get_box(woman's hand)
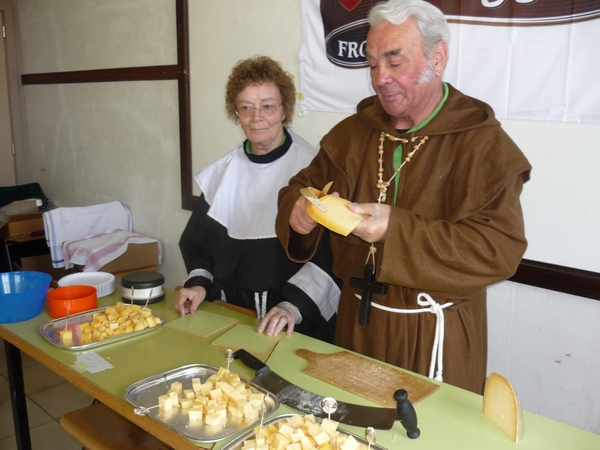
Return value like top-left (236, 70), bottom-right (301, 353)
top-left (175, 286), bottom-right (207, 316)
top-left (257, 302), bottom-right (301, 336)
top-left (348, 202), bottom-right (391, 243)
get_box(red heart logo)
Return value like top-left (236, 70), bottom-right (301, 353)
top-left (339, 0), bottom-right (361, 11)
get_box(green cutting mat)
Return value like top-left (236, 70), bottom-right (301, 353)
top-left (210, 323), bottom-right (285, 354)
top-left (164, 310), bottom-right (238, 338)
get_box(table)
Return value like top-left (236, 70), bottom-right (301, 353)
top-left (2, 287), bottom-right (600, 450)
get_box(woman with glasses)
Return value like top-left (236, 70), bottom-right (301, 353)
top-left (175, 56), bottom-right (340, 342)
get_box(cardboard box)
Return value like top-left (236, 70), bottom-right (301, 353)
top-left (15, 254), bottom-right (69, 282)
top-left (74, 242), bottom-right (159, 274)
top-left (2, 212), bottom-right (45, 238)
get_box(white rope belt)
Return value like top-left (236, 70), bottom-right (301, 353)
top-left (254, 291), bottom-right (267, 320)
top-left (368, 292), bottom-right (453, 382)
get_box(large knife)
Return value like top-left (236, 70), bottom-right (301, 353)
top-left (233, 349), bottom-right (419, 434)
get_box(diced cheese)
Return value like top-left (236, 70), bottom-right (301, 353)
top-left (229, 405), bottom-right (244, 418)
top-left (188, 407), bottom-right (203, 422)
top-left (339, 435), bottom-right (359, 450)
top-left (205, 411), bottom-right (222, 427)
top-left (289, 414), bottom-right (305, 429)
top-left (320, 418), bottom-right (338, 436)
top-left (59, 329), bottom-right (73, 344)
top-left (158, 394), bottom-right (172, 410)
top-left (180, 398), bottom-right (193, 409)
top-left (272, 433), bottom-right (290, 450)
top-left (482, 372), bottom-right (524, 442)
top-left (313, 431), bottom-right (330, 446)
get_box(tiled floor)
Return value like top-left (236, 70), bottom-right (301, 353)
top-left (0, 337), bottom-right (94, 450)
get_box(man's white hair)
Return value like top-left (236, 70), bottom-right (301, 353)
top-left (369, 0), bottom-right (449, 60)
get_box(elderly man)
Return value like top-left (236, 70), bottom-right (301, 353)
top-left (276, 0), bottom-right (531, 394)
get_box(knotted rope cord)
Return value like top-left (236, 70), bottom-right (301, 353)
top-left (254, 291), bottom-right (267, 320)
top-left (369, 292), bottom-right (453, 381)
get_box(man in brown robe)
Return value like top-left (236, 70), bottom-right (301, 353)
top-left (276, 0), bottom-right (532, 394)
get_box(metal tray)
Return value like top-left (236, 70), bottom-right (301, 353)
top-left (39, 306), bottom-right (164, 351)
top-left (222, 414), bottom-right (387, 450)
top-left (123, 364), bottom-right (279, 443)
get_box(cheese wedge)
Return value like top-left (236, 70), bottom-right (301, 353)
top-left (482, 372), bottom-right (524, 442)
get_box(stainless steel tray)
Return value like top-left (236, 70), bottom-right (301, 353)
top-left (39, 306), bottom-right (164, 351)
top-left (222, 414), bottom-right (387, 450)
top-left (124, 364), bottom-right (279, 443)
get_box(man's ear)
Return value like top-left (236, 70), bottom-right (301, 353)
top-left (433, 40), bottom-right (448, 77)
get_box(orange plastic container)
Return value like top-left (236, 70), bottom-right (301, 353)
top-left (46, 285), bottom-right (98, 318)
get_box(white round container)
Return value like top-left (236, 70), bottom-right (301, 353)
top-left (58, 272), bottom-right (115, 298)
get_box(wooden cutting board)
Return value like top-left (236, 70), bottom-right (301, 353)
top-left (296, 349), bottom-right (439, 407)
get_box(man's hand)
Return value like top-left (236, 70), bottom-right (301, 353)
top-left (289, 196), bottom-right (317, 235)
top-left (348, 202), bottom-right (391, 243)
top-left (175, 286), bottom-right (207, 316)
top-left (257, 302), bottom-right (301, 336)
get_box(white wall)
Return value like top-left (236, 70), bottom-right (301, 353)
top-left (14, 0), bottom-right (600, 434)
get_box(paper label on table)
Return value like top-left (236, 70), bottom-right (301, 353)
top-left (164, 310), bottom-right (238, 338)
top-left (75, 352), bottom-right (114, 373)
top-left (210, 323), bottom-right (285, 354)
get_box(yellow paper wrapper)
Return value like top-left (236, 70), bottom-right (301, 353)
top-left (301, 185), bottom-right (366, 236)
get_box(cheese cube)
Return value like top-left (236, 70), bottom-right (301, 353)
top-left (213, 404), bottom-right (227, 418)
top-left (245, 407), bottom-right (259, 420)
top-left (340, 435), bottom-right (359, 450)
top-left (300, 436), bottom-right (314, 450)
top-left (229, 405), bottom-right (244, 418)
top-left (188, 407), bottom-right (203, 423)
top-left (209, 387), bottom-right (223, 400)
top-left (205, 411), bottom-right (222, 427)
top-left (289, 414), bottom-right (305, 429)
top-left (158, 394), bottom-right (173, 410)
top-left (320, 418), bottom-right (338, 436)
top-left (313, 430), bottom-right (330, 446)
top-left (237, 399), bottom-right (254, 414)
top-left (249, 393), bottom-right (265, 406)
top-left (170, 381), bottom-right (182, 395)
top-left (59, 329), bottom-right (73, 344)
top-left (272, 433), bottom-right (290, 450)
top-left (180, 398), bottom-right (193, 409)
top-left (199, 382), bottom-right (212, 396)
top-left (306, 423), bottom-right (323, 438)
top-left (290, 428), bottom-right (306, 443)
top-left (278, 423), bottom-right (294, 438)
top-left (167, 390), bottom-right (179, 406)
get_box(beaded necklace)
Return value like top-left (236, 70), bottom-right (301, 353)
top-left (376, 131), bottom-right (428, 203)
top-left (365, 131), bottom-right (429, 268)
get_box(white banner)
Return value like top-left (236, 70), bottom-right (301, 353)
top-left (300, 0), bottom-right (600, 123)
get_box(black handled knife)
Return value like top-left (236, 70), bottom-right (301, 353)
top-left (234, 348), bottom-right (418, 433)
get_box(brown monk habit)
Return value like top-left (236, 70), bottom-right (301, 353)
top-left (276, 84), bottom-right (531, 394)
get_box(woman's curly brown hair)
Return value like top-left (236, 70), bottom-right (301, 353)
top-left (225, 56), bottom-right (296, 126)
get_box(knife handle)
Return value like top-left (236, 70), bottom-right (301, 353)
top-left (394, 389), bottom-right (420, 439)
top-left (232, 349), bottom-right (270, 376)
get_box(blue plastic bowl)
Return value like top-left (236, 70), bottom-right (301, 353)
top-left (0, 271), bottom-right (52, 323)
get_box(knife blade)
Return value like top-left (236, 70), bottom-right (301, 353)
top-left (233, 349), bottom-right (402, 430)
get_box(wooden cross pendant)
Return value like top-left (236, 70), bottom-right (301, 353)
top-left (349, 264), bottom-right (388, 326)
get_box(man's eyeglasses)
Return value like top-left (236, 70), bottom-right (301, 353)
top-left (236, 103), bottom-right (282, 118)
